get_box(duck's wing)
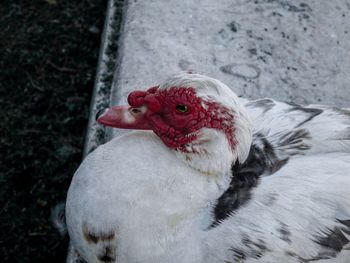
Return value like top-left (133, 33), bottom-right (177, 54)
top-left (214, 98), bottom-right (350, 225)
top-left (207, 153), bottom-right (350, 263)
top-left (242, 98), bottom-right (350, 158)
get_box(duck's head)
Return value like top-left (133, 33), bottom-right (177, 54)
top-left (98, 73), bottom-right (252, 175)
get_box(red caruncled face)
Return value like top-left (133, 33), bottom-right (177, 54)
top-left (127, 86), bottom-right (237, 152)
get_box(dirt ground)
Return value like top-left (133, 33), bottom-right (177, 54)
top-left (0, 1), bottom-right (111, 262)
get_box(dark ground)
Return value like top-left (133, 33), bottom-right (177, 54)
top-left (0, 1), bottom-right (115, 262)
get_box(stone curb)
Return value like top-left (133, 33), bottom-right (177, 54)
top-left (83, 0), bottom-right (124, 156)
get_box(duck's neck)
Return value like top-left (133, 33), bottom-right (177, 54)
top-left (119, 128), bottom-right (252, 262)
top-left (175, 128), bottom-right (251, 178)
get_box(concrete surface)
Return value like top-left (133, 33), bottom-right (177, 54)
top-left (87, 0), bottom-right (350, 149)
top-left (84, 0), bottom-right (123, 154)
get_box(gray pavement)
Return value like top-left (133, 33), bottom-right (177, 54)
top-left (86, 0), bottom-right (350, 152)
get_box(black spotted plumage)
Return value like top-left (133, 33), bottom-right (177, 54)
top-left (213, 131), bottom-right (290, 225)
top-left (64, 73), bottom-right (350, 263)
top-left (210, 97), bottom-right (350, 262)
top-left (314, 220), bottom-right (350, 256)
top-left (213, 135), bottom-right (282, 224)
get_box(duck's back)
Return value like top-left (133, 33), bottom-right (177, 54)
top-left (206, 152), bottom-right (350, 263)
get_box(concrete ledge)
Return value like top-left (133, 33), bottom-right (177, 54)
top-left (83, 0), bottom-right (124, 156)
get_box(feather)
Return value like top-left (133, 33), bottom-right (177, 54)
top-left (66, 73), bottom-right (350, 263)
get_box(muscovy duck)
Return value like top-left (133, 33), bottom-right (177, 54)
top-left (66, 73), bottom-right (350, 263)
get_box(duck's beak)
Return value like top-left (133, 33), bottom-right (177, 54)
top-left (96, 105), bottom-right (153, 130)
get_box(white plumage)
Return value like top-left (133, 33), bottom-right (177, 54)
top-left (66, 73), bottom-right (350, 263)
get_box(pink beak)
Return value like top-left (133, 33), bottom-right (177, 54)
top-left (97, 105), bottom-right (153, 130)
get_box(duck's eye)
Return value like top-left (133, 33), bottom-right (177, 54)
top-left (175, 104), bottom-right (188, 113)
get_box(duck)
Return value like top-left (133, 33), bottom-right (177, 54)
top-left (65, 72), bottom-right (350, 263)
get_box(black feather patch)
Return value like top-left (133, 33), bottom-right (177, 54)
top-left (246, 99), bottom-right (275, 113)
top-left (287, 105), bottom-right (323, 128)
top-left (277, 222), bottom-right (292, 244)
top-left (278, 129), bottom-right (311, 153)
top-left (314, 219), bottom-right (350, 253)
top-left (82, 223), bottom-right (117, 263)
top-left (212, 133), bottom-right (288, 225)
top-left (97, 245), bottom-right (116, 263)
top-left (288, 219), bottom-right (350, 262)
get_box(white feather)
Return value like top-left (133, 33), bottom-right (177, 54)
top-left (66, 73), bottom-right (350, 263)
